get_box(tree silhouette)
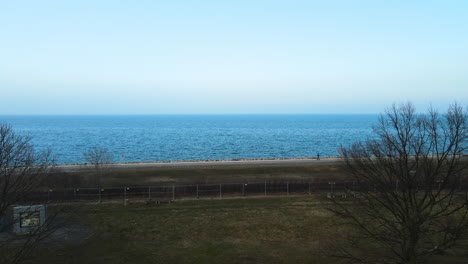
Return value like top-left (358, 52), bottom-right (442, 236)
top-left (328, 103), bottom-right (468, 264)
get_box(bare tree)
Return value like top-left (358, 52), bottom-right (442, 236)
top-left (83, 146), bottom-right (113, 187)
top-left (0, 124), bottom-right (54, 221)
top-left (0, 124), bottom-right (56, 263)
top-left (328, 103), bottom-right (468, 264)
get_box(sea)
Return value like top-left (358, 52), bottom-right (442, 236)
top-left (0, 115), bottom-right (378, 164)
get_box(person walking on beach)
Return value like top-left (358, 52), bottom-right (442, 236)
top-left (317, 152), bottom-right (320, 160)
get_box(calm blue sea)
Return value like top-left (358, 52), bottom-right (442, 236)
top-left (0, 115), bottom-right (377, 164)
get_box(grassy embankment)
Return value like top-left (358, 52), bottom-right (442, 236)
top-left (24, 197), bottom-right (336, 264)
top-left (53, 161), bottom-right (349, 188)
top-left (19, 196), bottom-right (468, 264)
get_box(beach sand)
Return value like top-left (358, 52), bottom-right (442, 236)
top-left (58, 157), bottom-right (342, 171)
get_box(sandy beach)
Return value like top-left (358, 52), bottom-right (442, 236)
top-left (57, 157), bottom-right (343, 172)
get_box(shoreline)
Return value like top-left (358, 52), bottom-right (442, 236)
top-left (57, 156), bottom-right (343, 171)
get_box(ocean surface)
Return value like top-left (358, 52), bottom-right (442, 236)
top-left (0, 115), bottom-right (378, 164)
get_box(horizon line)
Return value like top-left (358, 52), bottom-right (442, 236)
top-left (0, 112), bottom-right (382, 116)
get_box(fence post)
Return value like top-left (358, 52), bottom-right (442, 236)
top-left (219, 184), bottom-right (222, 198)
top-left (196, 184), bottom-right (199, 199)
top-left (264, 181), bottom-right (267, 196)
top-left (172, 185), bottom-right (175, 201)
top-left (148, 186), bottom-right (151, 199)
top-left (287, 182), bottom-right (289, 195)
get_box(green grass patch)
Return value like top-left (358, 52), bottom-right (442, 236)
top-left (16, 196), bottom-right (468, 264)
top-left (60, 163), bottom-right (349, 187)
top-left (28, 197), bottom-right (337, 264)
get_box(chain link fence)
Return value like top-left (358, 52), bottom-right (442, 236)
top-left (24, 179), bottom-right (468, 204)
top-left (29, 181), bottom-right (355, 203)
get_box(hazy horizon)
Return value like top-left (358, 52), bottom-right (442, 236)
top-left (1, 1), bottom-right (467, 115)
top-left (0, 113), bottom-right (381, 116)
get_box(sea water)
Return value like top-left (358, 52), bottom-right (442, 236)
top-left (0, 115), bottom-right (377, 164)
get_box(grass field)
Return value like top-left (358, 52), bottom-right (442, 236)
top-left (25, 197), bottom-right (337, 264)
top-left (24, 159), bottom-right (468, 263)
top-left (53, 161), bottom-right (349, 188)
top-left (14, 196), bottom-right (468, 264)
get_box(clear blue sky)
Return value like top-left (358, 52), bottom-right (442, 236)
top-left (1, 0), bottom-right (467, 114)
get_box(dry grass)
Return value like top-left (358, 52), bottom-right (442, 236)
top-left (26, 197), bottom-right (338, 264)
top-left (9, 196), bottom-right (468, 264)
top-left (50, 161), bottom-right (350, 188)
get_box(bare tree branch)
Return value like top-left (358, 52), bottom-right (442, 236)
top-left (327, 103), bottom-right (468, 264)
top-left (83, 146), bottom-right (113, 188)
top-left (0, 123), bottom-right (59, 264)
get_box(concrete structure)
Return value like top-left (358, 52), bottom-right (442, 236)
top-left (13, 205), bottom-right (47, 234)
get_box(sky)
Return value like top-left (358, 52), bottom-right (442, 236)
top-left (1, 0), bottom-right (467, 114)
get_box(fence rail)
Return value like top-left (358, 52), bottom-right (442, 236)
top-left (26, 180), bottom-right (468, 203)
top-left (27, 181), bottom-right (356, 203)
